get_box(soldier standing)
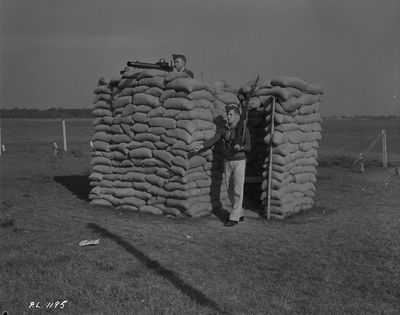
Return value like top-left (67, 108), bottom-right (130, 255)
top-left (193, 106), bottom-right (251, 227)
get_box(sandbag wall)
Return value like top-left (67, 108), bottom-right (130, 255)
top-left (89, 70), bottom-right (238, 217)
top-left (252, 76), bottom-right (323, 219)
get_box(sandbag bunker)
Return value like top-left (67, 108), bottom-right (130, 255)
top-left (89, 69), bottom-right (323, 219)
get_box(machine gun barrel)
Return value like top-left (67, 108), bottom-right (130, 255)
top-left (120, 59), bottom-right (174, 74)
top-left (127, 61), bottom-right (171, 70)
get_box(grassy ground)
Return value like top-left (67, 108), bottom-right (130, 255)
top-left (1, 119), bottom-right (400, 314)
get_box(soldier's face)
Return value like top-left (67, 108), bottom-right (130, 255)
top-left (227, 110), bottom-right (239, 126)
top-left (174, 58), bottom-right (185, 71)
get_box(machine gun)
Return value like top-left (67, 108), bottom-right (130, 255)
top-left (120, 58), bottom-right (174, 75)
top-left (235, 75), bottom-right (260, 146)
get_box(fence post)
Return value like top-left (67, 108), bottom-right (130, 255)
top-left (381, 129), bottom-right (387, 168)
top-left (62, 120), bottom-right (67, 151)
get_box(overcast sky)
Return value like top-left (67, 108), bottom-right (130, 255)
top-left (1, 0), bottom-right (399, 115)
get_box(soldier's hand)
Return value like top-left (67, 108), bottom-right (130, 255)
top-left (234, 144), bottom-right (242, 151)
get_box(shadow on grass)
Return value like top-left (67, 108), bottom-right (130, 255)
top-left (87, 223), bottom-right (227, 314)
top-left (279, 206), bottom-right (338, 225)
top-left (53, 175), bottom-right (91, 201)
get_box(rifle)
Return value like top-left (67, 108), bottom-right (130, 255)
top-left (236, 75), bottom-right (260, 146)
top-left (120, 58), bottom-right (174, 75)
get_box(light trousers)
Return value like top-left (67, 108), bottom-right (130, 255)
top-left (224, 159), bottom-right (246, 222)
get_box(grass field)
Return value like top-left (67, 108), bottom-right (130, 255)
top-left (319, 119), bottom-right (400, 164)
top-left (1, 119), bottom-right (400, 314)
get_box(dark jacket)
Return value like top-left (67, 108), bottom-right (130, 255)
top-left (203, 125), bottom-right (251, 161)
top-left (183, 69), bottom-right (194, 78)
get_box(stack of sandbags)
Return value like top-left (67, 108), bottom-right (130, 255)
top-left (108, 69), bottom-right (169, 214)
top-left (160, 73), bottom-right (224, 217)
top-left (89, 70), bottom-right (232, 217)
top-left (89, 77), bottom-right (117, 207)
top-left (256, 76), bottom-right (323, 218)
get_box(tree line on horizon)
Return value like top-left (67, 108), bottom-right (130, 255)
top-left (0, 108), bottom-right (92, 119)
top-left (0, 107), bottom-right (398, 120)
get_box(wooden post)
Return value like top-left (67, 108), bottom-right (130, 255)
top-left (381, 129), bottom-right (387, 168)
top-left (62, 120), bottom-right (67, 151)
top-left (53, 142), bottom-right (59, 159)
top-left (0, 121), bottom-right (2, 156)
top-left (267, 96), bottom-right (276, 220)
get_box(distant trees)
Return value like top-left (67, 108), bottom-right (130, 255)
top-left (322, 115), bottom-right (399, 120)
top-left (0, 108), bottom-right (92, 119)
top-left (1, 108), bottom-right (398, 120)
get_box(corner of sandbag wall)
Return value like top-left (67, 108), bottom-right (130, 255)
top-left (88, 70), bottom-right (238, 217)
top-left (243, 76), bottom-right (323, 219)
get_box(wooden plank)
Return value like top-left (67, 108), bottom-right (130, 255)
top-left (267, 96), bottom-right (276, 220)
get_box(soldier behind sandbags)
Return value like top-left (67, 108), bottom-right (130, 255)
top-left (172, 54), bottom-right (194, 78)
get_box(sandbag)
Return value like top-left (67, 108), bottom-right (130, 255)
top-left (145, 174), bottom-right (165, 188)
top-left (148, 106), bottom-right (166, 117)
top-left (120, 87), bottom-right (135, 97)
top-left (160, 89), bottom-right (177, 102)
top-left (93, 100), bottom-right (111, 109)
top-left (166, 77), bottom-right (204, 93)
top-left (131, 123), bottom-right (149, 133)
top-left (153, 150), bottom-right (173, 166)
top-left (90, 199), bottom-right (113, 207)
top-left (137, 69), bottom-right (168, 79)
top-left (148, 127), bottom-right (166, 136)
top-left (135, 133), bottom-right (160, 143)
top-left (164, 181), bottom-right (197, 192)
top-left (93, 141), bottom-right (110, 152)
top-left (188, 90), bottom-right (213, 101)
top-left (146, 87), bottom-right (164, 97)
top-left (89, 172), bottom-right (103, 181)
top-left (175, 108), bottom-right (213, 121)
top-left (138, 77), bottom-right (165, 89)
top-left (280, 94), bottom-right (321, 112)
top-left (160, 135), bottom-right (177, 146)
top-left (256, 86), bottom-right (302, 101)
top-left (154, 141), bottom-right (169, 150)
top-left (135, 105), bottom-right (152, 113)
top-left (149, 117), bottom-right (176, 129)
top-left (93, 86), bottom-right (111, 95)
top-left (164, 97), bottom-right (195, 110)
top-left (271, 76), bottom-right (310, 92)
top-left (128, 148), bottom-right (152, 159)
top-left (138, 205), bottom-right (163, 215)
top-left (132, 112), bottom-right (150, 124)
top-left (92, 132), bottom-right (112, 143)
top-left (162, 109), bottom-right (181, 118)
top-left (166, 128), bottom-right (193, 145)
top-left (92, 108), bottom-right (112, 117)
top-left (113, 96), bottom-right (132, 109)
top-left (121, 104), bottom-right (136, 117)
top-left (118, 78), bottom-right (138, 89)
top-left (132, 181), bottom-right (152, 191)
top-left (133, 93), bottom-right (160, 108)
